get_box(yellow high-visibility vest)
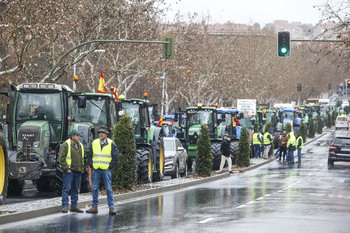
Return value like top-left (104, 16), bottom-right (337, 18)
top-left (295, 136), bottom-right (304, 149)
top-left (92, 138), bottom-right (113, 170)
top-left (253, 133), bottom-right (261, 145)
top-left (65, 139), bottom-right (84, 168)
top-left (263, 132), bottom-right (272, 145)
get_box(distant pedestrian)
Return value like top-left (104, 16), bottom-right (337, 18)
top-left (286, 132), bottom-right (296, 163)
top-left (219, 135), bottom-right (233, 173)
top-left (253, 130), bottom-right (262, 158)
top-left (295, 132), bottom-right (304, 163)
top-left (278, 131), bottom-right (288, 161)
top-left (232, 116), bottom-right (239, 138)
top-left (263, 128), bottom-right (273, 159)
top-left (86, 125), bottom-right (119, 215)
top-left (58, 129), bottom-right (85, 213)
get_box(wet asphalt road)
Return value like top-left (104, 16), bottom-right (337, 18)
top-left (1, 130), bottom-right (350, 233)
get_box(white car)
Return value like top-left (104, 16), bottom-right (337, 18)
top-left (335, 116), bottom-right (349, 130)
top-left (164, 138), bottom-right (188, 178)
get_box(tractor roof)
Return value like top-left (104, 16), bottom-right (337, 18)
top-left (16, 83), bottom-right (73, 92)
top-left (187, 106), bottom-right (216, 111)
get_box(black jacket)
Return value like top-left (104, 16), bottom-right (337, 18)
top-left (88, 138), bottom-right (120, 170)
top-left (221, 139), bottom-right (231, 157)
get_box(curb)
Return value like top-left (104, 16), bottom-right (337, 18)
top-left (0, 173), bottom-right (230, 225)
top-left (0, 131), bottom-right (329, 225)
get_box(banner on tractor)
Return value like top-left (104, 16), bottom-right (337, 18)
top-left (237, 99), bottom-right (256, 116)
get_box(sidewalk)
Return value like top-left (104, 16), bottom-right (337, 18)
top-left (0, 131), bottom-right (328, 225)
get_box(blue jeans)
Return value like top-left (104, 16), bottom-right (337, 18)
top-left (297, 148), bottom-right (302, 162)
top-left (62, 171), bottom-right (82, 208)
top-left (254, 145), bottom-right (261, 158)
top-left (287, 148), bottom-right (295, 163)
top-left (92, 169), bottom-right (114, 208)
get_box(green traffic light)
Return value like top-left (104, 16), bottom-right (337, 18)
top-left (281, 48), bottom-right (287, 54)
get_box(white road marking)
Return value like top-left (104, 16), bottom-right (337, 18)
top-left (199, 218), bottom-right (214, 223)
top-left (257, 197), bottom-right (264, 200)
top-left (236, 205), bottom-right (246, 208)
top-left (247, 201), bottom-right (256, 204)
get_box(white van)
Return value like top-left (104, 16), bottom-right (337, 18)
top-left (335, 116), bottom-right (349, 130)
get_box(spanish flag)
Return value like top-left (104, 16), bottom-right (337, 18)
top-left (158, 115), bottom-right (164, 126)
top-left (97, 72), bottom-right (108, 94)
top-left (113, 86), bottom-right (119, 101)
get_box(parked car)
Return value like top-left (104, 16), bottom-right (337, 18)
top-left (335, 116), bottom-right (349, 130)
top-left (164, 137), bottom-right (188, 178)
top-left (328, 131), bottom-right (350, 166)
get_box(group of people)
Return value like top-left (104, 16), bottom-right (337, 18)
top-left (253, 129), bottom-right (304, 163)
top-left (58, 125), bottom-right (119, 215)
top-left (275, 131), bottom-right (304, 163)
top-left (252, 128), bottom-right (274, 159)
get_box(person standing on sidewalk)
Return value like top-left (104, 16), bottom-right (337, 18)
top-left (86, 125), bottom-right (119, 215)
top-left (263, 128), bottom-right (273, 159)
top-left (295, 132), bottom-right (304, 163)
top-left (253, 129), bottom-right (262, 158)
top-left (278, 131), bottom-right (288, 161)
top-left (58, 129), bottom-right (85, 213)
top-left (219, 135), bottom-right (233, 174)
top-left (286, 132), bottom-right (296, 163)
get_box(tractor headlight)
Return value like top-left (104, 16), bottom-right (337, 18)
top-left (33, 141), bottom-right (40, 148)
top-left (17, 141), bottom-right (23, 148)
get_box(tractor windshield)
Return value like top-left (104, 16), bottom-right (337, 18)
top-left (16, 92), bottom-right (63, 142)
top-left (284, 111), bottom-right (294, 120)
top-left (16, 92), bottom-right (62, 121)
top-left (188, 110), bottom-right (213, 127)
top-left (122, 102), bottom-right (140, 127)
top-left (74, 98), bottom-right (107, 126)
top-left (239, 118), bottom-right (252, 129)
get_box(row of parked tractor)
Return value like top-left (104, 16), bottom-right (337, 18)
top-left (0, 82), bottom-right (335, 205)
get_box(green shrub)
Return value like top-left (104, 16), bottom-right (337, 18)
top-left (286, 122), bottom-right (292, 134)
top-left (236, 127), bottom-right (250, 167)
top-left (327, 112), bottom-right (332, 128)
top-left (195, 124), bottom-right (213, 177)
top-left (299, 121), bottom-right (307, 143)
top-left (317, 115), bottom-right (323, 134)
top-left (308, 118), bottom-right (315, 138)
top-left (112, 114), bottom-right (137, 190)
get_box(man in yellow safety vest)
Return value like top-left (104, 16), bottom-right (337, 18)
top-left (253, 129), bottom-right (262, 158)
top-left (295, 132), bottom-right (304, 163)
top-left (58, 129), bottom-right (85, 213)
top-left (286, 132), bottom-right (296, 163)
top-left (86, 125), bottom-right (119, 215)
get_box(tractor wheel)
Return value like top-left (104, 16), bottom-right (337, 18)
top-left (0, 134), bottom-right (8, 205)
top-left (137, 147), bottom-right (153, 183)
top-left (55, 166), bottom-right (63, 196)
top-left (7, 179), bottom-right (24, 196)
top-left (80, 170), bottom-right (91, 193)
top-left (230, 141), bottom-right (239, 165)
top-left (153, 137), bottom-right (165, 182)
top-left (36, 177), bottom-right (55, 192)
top-left (273, 132), bottom-right (281, 149)
top-left (212, 142), bottom-right (222, 171)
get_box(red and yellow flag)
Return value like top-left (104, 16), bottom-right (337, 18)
top-left (158, 115), bottom-right (164, 126)
top-left (97, 72), bottom-right (108, 94)
top-left (113, 86), bottom-right (119, 101)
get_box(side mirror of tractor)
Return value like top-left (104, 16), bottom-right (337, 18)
top-left (78, 96), bottom-right (87, 108)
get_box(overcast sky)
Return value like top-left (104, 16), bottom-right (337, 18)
top-left (163, 0), bottom-right (343, 26)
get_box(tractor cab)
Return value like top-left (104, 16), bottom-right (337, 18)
top-left (0, 83), bottom-right (73, 196)
top-left (70, 93), bottom-right (116, 147)
top-left (217, 108), bottom-right (240, 139)
top-left (283, 108), bottom-right (295, 130)
top-left (116, 95), bottom-right (164, 183)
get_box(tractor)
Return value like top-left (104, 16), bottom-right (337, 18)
top-left (184, 104), bottom-right (235, 171)
top-left (0, 83), bottom-right (90, 204)
top-left (116, 94), bottom-right (164, 183)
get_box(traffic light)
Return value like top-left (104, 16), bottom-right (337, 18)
top-left (328, 83), bottom-right (331, 90)
top-left (297, 83), bottom-right (302, 92)
top-left (347, 80), bottom-right (350, 89)
top-left (278, 31), bottom-right (290, 57)
top-left (162, 35), bottom-right (175, 59)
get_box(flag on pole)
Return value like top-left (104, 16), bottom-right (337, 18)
top-left (113, 86), bottom-right (119, 101)
top-left (97, 72), bottom-right (108, 94)
top-left (158, 115), bottom-right (164, 126)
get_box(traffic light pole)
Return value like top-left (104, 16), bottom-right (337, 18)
top-left (47, 39), bottom-right (171, 82)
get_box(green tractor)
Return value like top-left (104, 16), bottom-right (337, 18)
top-left (0, 83), bottom-right (91, 203)
top-left (185, 104), bottom-right (228, 171)
top-left (116, 95), bottom-right (164, 183)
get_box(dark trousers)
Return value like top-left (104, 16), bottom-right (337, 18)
top-left (62, 171), bottom-right (82, 208)
top-left (278, 146), bottom-right (286, 160)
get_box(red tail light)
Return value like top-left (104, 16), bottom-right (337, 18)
top-left (329, 145), bottom-right (338, 151)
